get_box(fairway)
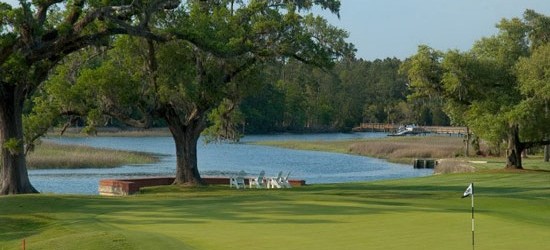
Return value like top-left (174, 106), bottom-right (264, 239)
top-left (1, 171), bottom-right (549, 250)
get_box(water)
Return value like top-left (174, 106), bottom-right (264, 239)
top-left (29, 132), bottom-right (432, 194)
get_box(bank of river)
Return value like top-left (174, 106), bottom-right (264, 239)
top-left (27, 141), bottom-right (160, 169)
top-left (31, 133), bottom-right (433, 194)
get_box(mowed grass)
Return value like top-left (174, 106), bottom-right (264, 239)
top-left (26, 141), bottom-right (160, 169)
top-left (1, 171), bottom-right (549, 250)
top-left (3, 135), bottom-right (549, 249)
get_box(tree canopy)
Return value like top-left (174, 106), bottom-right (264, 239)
top-left (1, 0), bottom-right (181, 194)
top-left (401, 9), bottom-right (550, 168)
top-left (27, 0), bottom-right (355, 186)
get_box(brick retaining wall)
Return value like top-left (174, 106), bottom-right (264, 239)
top-left (99, 177), bottom-right (306, 196)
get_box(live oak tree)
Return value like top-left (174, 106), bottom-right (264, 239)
top-left (402, 10), bottom-right (549, 168)
top-left (34, 0), bottom-right (354, 185)
top-left (515, 43), bottom-right (550, 162)
top-left (0, 0), bottom-right (179, 195)
top-left (160, 0), bottom-right (353, 185)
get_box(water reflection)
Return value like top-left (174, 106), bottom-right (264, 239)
top-left (30, 133), bottom-right (432, 194)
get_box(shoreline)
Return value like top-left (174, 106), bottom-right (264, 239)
top-left (252, 135), bottom-right (465, 164)
top-left (252, 136), bottom-right (550, 172)
top-left (29, 133), bottom-right (549, 172)
top-left (27, 141), bottom-right (161, 169)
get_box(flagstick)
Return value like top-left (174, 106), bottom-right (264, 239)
top-left (471, 183), bottom-right (475, 250)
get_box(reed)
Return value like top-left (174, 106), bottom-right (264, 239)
top-left (47, 127), bottom-right (172, 137)
top-left (349, 136), bottom-right (464, 162)
top-left (256, 135), bottom-right (465, 163)
top-left (26, 141), bottom-right (160, 169)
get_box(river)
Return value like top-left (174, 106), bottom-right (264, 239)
top-left (30, 132), bottom-right (432, 194)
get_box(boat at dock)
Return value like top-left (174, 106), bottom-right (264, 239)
top-left (388, 125), bottom-right (427, 136)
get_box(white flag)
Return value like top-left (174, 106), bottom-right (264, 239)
top-left (462, 183), bottom-right (473, 198)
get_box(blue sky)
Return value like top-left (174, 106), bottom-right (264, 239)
top-left (321, 0), bottom-right (550, 60)
top-left (4, 0), bottom-right (549, 60)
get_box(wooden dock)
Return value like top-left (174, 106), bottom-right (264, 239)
top-left (421, 126), bottom-right (468, 135)
top-left (413, 159), bottom-right (436, 169)
top-left (353, 123), bottom-right (467, 136)
top-left (352, 123), bottom-right (398, 132)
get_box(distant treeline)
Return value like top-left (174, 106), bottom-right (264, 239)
top-left (65, 57), bottom-right (448, 135)
top-left (238, 57), bottom-right (449, 134)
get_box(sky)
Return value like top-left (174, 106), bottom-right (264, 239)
top-left (4, 0), bottom-right (549, 60)
top-left (320, 0), bottom-right (550, 60)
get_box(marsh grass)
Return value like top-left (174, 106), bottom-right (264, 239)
top-left (26, 141), bottom-right (160, 169)
top-left (48, 127), bottom-right (171, 137)
top-left (349, 136), bottom-right (464, 161)
top-left (256, 135), bottom-right (465, 163)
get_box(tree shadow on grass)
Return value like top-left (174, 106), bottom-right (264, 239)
top-left (64, 193), bottom-right (447, 227)
top-left (2, 175), bottom-right (549, 243)
top-left (1, 192), bottom-right (418, 227)
top-left (0, 216), bottom-right (50, 241)
top-left (14, 183), bottom-right (546, 217)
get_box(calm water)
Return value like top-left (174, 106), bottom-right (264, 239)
top-left (30, 133), bottom-right (432, 194)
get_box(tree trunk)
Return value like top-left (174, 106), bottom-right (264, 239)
top-left (505, 124), bottom-right (524, 169)
top-left (165, 108), bottom-right (206, 186)
top-left (0, 85), bottom-right (39, 194)
top-left (545, 145), bottom-right (549, 162)
top-left (464, 126), bottom-right (470, 157)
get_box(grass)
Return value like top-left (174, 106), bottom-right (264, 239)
top-left (254, 135), bottom-right (550, 171)
top-left (349, 136), bottom-right (464, 159)
top-left (254, 135), bottom-right (465, 163)
top-left (26, 141), bottom-right (160, 169)
top-left (47, 127), bottom-right (172, 137)
top-left (0, 171), bottom-right (549, 250)
top-left (1, 134), bottom-right (548, 249)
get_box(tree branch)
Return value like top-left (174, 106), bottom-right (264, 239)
top-left (524, 140), bottom-right (550, 149)
top-left (0, 42), bottom-right (15, 65)
top-left (65, 0), bottom-right (86, 27)
top-left (171, 32), bottom-right (251, 59)
top-left (35, 0), bottom-right (64, 27)
top-left (60, 116), bottom-right (80, 135)
top-left (102, 107), bottom-right (153, 129)
top-left (224, 56), bottom-right (257, 83)
top-left (29, 25), bottom-right (166, 64)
